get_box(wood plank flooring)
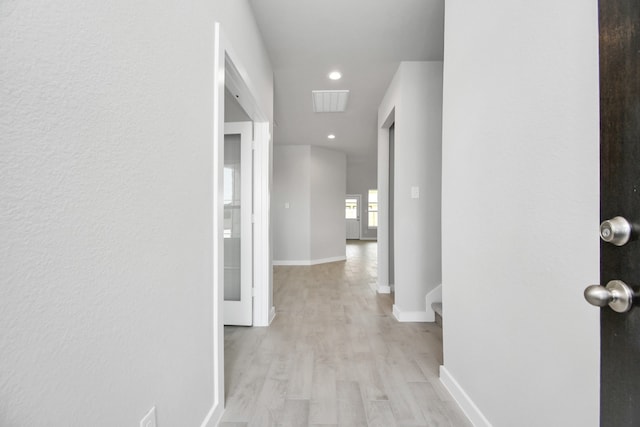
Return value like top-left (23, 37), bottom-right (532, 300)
top-left (221, 241), bottom-right (471, 427)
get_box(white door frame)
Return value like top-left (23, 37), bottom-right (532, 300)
top-left (376, 108), bottom-right (395, 295)
top-left (205, 22), bottom-right (272, 426)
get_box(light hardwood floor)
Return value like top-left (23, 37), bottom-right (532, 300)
top-left (221, 241), bottom-right (471, 427)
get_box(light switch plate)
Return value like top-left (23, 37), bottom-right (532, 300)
top-left (140, 406), bottom-right (157, 427)
top-left (411, 186), bottom-right (420, 199)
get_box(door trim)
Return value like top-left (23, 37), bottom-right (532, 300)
top-left (376, 107), bottom-right (395, 295)
top-left (205, 21), bottom-right (272, 427)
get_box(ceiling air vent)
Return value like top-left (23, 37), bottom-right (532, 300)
top-left (312, 90), bottom-right (349, 113)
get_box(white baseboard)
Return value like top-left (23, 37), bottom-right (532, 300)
top-left (424, 284), bottom-right (442, 322)
top-left (359, 237), bottom-right (377, 241)
top-left (392, 304), bottom-right (431, 322)
top-left (310, 256), bottom-right (346, 265)
top-left (273, 260), bottom-right (305, 266)
top-left (377, 283), bottom-right (391, 294)
top-left (269, 306), bottom-right (276, 325)
top-left (439, 366), bottom-right (492, 427)
top-left (200, 403), bottom-right (223, 427)
top-left (273, 256), bottom-right (346, 266)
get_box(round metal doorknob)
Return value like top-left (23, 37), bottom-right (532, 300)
top-left (584, 280), bottom-right (634, 313)
top-left (600, 216), bottom-right (632, 246)
top-left (584, 285), bottom-right (612, 307)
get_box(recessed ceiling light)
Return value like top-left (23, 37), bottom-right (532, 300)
top-left (327, 134), bottom-right (336, 140)
top-left (328, 71), bottom-right (342, 80)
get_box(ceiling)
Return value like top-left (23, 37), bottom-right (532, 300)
top-left (248, 0), bottom-right (445, 164)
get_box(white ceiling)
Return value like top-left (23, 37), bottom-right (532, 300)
top-left (249, 0), bottom-right (445, 164)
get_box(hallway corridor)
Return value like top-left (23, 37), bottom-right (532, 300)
top-left (221, 241), bottom-right (470, 426)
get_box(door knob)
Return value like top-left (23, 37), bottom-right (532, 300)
top-left (600, 216), bottom-right (632, 246)
top-left (584, 280), bottom-right (635, 313)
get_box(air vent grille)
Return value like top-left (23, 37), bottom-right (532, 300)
top-left (312, 90), bottom-right (349, 113)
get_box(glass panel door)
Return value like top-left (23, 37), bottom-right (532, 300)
top-left (345, 197), bottom-right (359, 219)
top-left (346, 195), bottom-right (361, 240)
top-left (224, 134), bottom-right (242, 301)
top-left (223, 122), bottom-right (253, 326)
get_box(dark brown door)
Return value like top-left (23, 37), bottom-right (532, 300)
top-left (599, 1), bottom-right (640, 425)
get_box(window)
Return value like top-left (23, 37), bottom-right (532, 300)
top-left (368, 189), bottom-right (378, 228)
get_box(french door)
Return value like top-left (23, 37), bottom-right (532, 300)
top-left (346, 195), bottom-right (361, 239)
top-left (223, 122), bottom-right (253, 326)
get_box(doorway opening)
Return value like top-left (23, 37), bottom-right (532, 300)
top-left (375, 108), bottom-right (395, 297)
top-left (208, 22), bottom-right (272, 425)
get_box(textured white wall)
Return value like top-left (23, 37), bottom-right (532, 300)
top-left (378, 62), bottom-right (443, 316)
top-left (441, 1), bottom-right (600, 426)
top-left (347, 160), bottom-right (378, 240)
top-left (0, 1), bottom-right (272, 426)
top-left (225, 88), bottom-right (252, 122)
top-left (273, 146), bottom-right (346, 264)
top-left (310, 147), bottom-right (347, 261)
top-left (273, 146), bottom-right (312, 262)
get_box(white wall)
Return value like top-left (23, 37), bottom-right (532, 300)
top-left (273, 146), bottom-right (312, 262)
top-left (0, 1), bottom-right (272, 426)
top-left (311, 147), bottom-right (347, 261)
top-left (225, 88), bottom-right (252, 122)
top-left (378, 62), bottom-right (443, 321)
top-left (440, 1), bottom-right (600, 426)
top-left (273, 145), bottom-right (346, 265)
top-left (347, 160), bottom-right (378, 240)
